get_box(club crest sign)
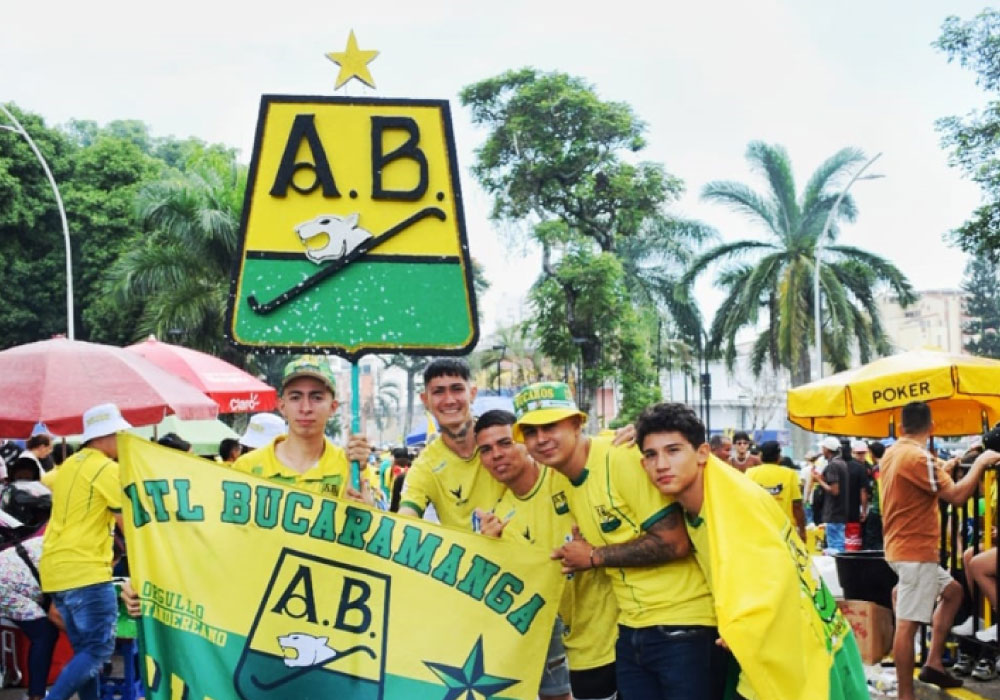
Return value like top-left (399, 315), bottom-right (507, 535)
top-left (226, 96), bottom-right (479, 357)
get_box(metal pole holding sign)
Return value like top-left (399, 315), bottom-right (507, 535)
top-left (350, 362), bottom-right (362, 491)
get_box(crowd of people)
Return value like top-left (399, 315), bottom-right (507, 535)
top-left (3, 355), bottom-right (1000, 700)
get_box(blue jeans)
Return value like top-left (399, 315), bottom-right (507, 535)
top-left (615, 624), bottom-right (726, 700)
top-left (15, 616), bottom-right (59, 697)
top-left (46, 582), bottom-right (117, 700)
top-left (825, 522), bottom-right (846, 553)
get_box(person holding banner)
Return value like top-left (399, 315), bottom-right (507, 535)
top-left (633, 402), bottom-right (868, 700)
top-left (513, 382), bottom-right (721, 700)
top-left (232, 357), bottom-right (373, 503)
top-left (39, 402), bottom-right (130, 700)
top-left (473, 409), bottom-right (619, 700)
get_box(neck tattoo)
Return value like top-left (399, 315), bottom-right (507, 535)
top-left (441, 419), bottom-right (474, 441)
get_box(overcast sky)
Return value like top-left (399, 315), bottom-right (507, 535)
top-left (2, 0), bottom-right (991, 343)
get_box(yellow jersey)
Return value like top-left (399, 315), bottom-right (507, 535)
top-left (745, 463), bottom-right (802, 526)
top-left (399, 437), bottom-right (504, 531)
top-left (39, 447), bottom-right (121, 592)
top-left (231, 436), bottom-right (350, 498)
top-left (560, 438), bottom-right (715, 628)
top-left (492, 465), bottom-right (617, 670)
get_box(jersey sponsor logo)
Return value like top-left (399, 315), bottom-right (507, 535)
top-left (764, 484), bottom-right (783, 496)
top-left (449, 484), bottom-right (468, 506)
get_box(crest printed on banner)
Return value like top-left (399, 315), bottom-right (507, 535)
top-left (234, 549), bottom-right (389, 699)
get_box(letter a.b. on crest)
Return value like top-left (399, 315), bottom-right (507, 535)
top-left (226, 96), bottom-right (479, 359)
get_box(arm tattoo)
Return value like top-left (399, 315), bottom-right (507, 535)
top-left (597, 510), bottom-right (686, 567)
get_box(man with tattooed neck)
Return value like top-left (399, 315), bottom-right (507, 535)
top-left (515, 382), bottom-right (721, 700)
top-left (397, 359), bottom-right (506, 530)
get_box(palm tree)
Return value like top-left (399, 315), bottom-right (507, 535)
top-left (471, 322), bottom-right (557, 392)
top-left (364, 379), bottom-right (401, 443)
top-left (683, 142), bottom-right (915, 387)
top-left (105, 153), bottom-right (246, 358)
top-left (615, 213), bottom-right (715, 344)
top-left (384, 355), bottom-right (430, 436)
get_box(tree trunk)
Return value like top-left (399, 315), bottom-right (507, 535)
top-left (580, 341), bottom-right (601, 434)
top-left (789, 349), bottom-right (813, 461)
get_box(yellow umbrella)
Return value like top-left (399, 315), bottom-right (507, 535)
top-left (787, 349), bottom-right (1000, 437)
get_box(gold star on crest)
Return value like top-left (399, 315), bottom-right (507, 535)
top-left (326, 30), bottom-right (379, 90)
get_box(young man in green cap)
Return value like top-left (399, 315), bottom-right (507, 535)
top-left (513, 382), bottom-right (721, 700)
top-left (232, 356), bottom-right (373, 503)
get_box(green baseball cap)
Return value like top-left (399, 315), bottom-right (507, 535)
top-left (281, 356), bottom-right (337, 396)
top-left (512, 381), bottom-right (587, 442)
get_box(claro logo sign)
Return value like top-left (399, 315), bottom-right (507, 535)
top-left (229, 393), bottom-right (261, 412)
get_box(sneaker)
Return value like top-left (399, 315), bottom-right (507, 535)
top-left (972, 658), bottom-right (998, 681)
top-left (954, 651), bottom-right (975, 675)
top-left (918, 665), bottom-right (964, 689)
top-left (952, 617), bottom-right (976, 636)
top-left (976, 624), bottom-right (998, 642)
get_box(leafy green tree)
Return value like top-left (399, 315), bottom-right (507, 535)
top-left (962, 257), bottom-right (1000, 358)
top-left (461, 68), bottom-right (702, 419)
top-left (0, 104), bottom-right (77, 347)
top-left (104, 147), bottom-right (246, 356)
top-left (683, 142), bottom-right (915, 387)
top-left (935, 10), bottom-right (1000, 261)
top-left (529, 247), bottom-right (638, 415)
top-left (66, 134), bottom-right (162, 344)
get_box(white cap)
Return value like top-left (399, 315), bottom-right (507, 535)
top-left (851, 440), bottom-right (869, 453)
top-left (81, 403), bottom-right (132, 443)
top-left (821, 436), bottom-right (842, 452)
top-left (240, 413), bottom-right (286, 449)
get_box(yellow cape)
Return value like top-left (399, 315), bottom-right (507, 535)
top-left (702, 455), bottom-right (867, 700)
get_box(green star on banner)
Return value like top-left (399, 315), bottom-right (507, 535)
top-left (424, 636), bottom-right (519, 700)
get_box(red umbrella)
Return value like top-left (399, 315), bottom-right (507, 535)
top-left (0, 337), bottom-right (219, 438)
top-left (126, 336), bottom-right (276, 414)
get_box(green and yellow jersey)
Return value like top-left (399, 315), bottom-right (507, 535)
top-left (491, 465), bottom-right (617, 670)
top-left (560, 437), bottom-right (715, 628)
top-left (231, 436), bottom-right (350, 498)
top-left (399, 437), bottom-right (505, 531)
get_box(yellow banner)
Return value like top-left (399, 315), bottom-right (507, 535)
top-left (119, 435), bottom-right (563, 700)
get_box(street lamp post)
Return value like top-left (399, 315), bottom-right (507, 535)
top-left (0, 104), bottom-right (74, 339)
top-left (490, 344), bottom-right (507, 392)
top-left (813, 152), bottom-right (883, 382)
